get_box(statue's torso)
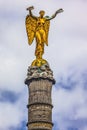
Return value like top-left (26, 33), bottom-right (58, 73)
top-left (36, 17), bottom-right (46, 30)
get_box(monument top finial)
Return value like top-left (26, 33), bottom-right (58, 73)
top-left (25, 6), bottom-right (64, 67)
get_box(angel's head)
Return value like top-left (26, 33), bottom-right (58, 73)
top-left (39, 10), bottom-right (45, 17)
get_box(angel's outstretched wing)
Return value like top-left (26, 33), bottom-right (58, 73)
top-left (44, 19), bottom-right (50, 46)
top-left (25, 15), bottom-right (37, 45)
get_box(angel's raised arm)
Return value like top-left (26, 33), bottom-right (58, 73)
top-left (46, 8), bottom-right (64, 21)
top-left (26, 6), bottom-right (37, 20)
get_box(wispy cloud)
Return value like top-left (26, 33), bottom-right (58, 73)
top-left (0, 0), bottom-right (87, 130)
top-left (52, 69), bottom-right (87, 130)
top-left (0, 90), bottom-right (20, 103)
top-left (0, 89), bottom-right (27, 130)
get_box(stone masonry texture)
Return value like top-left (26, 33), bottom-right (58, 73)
top-left (25, 63), bottom-right (55, 130)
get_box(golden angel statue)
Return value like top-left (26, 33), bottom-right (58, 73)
top-left (25, 6), bottom-right (63, 67)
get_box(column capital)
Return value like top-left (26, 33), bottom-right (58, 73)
top-left (25, 63), bottom-right (55, 85)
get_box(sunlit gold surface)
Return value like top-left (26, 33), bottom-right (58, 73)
top-left (31, 58), bottom-right (47, 67)
top-left (25, 14), bottom-right (49, 66)
top-left (25, 6), bottom-right (63, 67)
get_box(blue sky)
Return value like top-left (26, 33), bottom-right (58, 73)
top-left (0, 0), bottom-right (87, 130)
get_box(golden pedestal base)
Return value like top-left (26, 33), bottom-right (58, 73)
top-left (31, 58), bottom-right (48, 67)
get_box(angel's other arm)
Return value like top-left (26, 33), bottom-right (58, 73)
top-left (46, 8), bottom-right (64, 21)
top-left (26, 6), bottom-right (37, 20)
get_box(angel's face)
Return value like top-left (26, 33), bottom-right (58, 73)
top-left (39, 10), bottom-right (45, 18)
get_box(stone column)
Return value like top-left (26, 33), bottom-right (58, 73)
top-left (25, 63), bottom-right (55, 130)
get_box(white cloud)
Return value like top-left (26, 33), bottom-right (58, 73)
top-left (0, 102), bottom-right (24, 130)
top-left (0, 103), bottom-right (22, 129)
top-left (0, 90), bottom-right (27, 130)
top-left (52, 69), bottom-right (87, 130)
top-left (0, 0), bottom-right (87, 130)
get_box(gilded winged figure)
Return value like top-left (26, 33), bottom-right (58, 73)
top-left (25, 6), bottom-right (63, 67)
